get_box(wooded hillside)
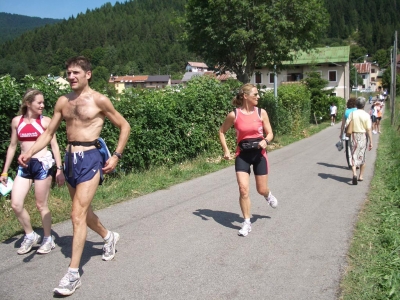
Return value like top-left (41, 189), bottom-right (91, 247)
top-left (0, 0), bottom-right (190, 80)
top-left (0, 13), bottom-right (62, 45)
top-left (324, 0), bottom-right (400, 54)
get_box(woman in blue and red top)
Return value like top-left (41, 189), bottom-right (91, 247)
top-left (0, 89), bottom-right (64, 255)
top-left (219, 83), bottom-right (278, 237)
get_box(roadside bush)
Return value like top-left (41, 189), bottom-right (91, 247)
top-left (329, 96), bottom-right (346, 122)
top-left (108, 76), bottom-right (237, 171)
top-left (0, 74), bottom-right (317, 176)
top-left (302, 70), bottom-right (340, 122)
top-left (259, 83), bottom-right (311, 135)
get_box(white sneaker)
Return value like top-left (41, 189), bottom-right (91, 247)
top-left (265, 191), bottom-right (278, 208)
top-left (102, 232), bottom-right (120, 261)
top-left (17, 232), bottom-right (41, 255)
top-left (238, 222), bottom-right (251, 237)
top-left (53, 272), bottom-right (82, 296)
top-left (37, 237), bottom-right (55, 254)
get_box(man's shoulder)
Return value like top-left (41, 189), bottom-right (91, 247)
top-left (92, 91), bottom-right (112, 108)
top-left (59, 92), bottom-right (74, 102)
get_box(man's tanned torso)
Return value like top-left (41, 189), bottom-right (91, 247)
top-left (61, 90), bottom-right (105, 142)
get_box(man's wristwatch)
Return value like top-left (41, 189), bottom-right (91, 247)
top-left (56, 166), bottom-right (63, 170)
top-left (113, 152), bottom-right (122, 159)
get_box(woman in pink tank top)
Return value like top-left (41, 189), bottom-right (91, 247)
top-left (219, 83), bottom-right (278, 237)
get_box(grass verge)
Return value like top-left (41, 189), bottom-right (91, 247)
top-left (339, 101), bottom-right (400, 299)
top-left (0, 122), bottom-right (329, 242)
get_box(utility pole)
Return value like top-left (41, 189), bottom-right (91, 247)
top-left (391, 31), bottom-right (397, 125)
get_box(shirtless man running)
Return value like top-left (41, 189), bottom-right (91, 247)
top-left (18, 56), bottom-right (131, 296)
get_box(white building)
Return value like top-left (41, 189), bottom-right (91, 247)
top-left (250, 46), bottom-right (350, 99)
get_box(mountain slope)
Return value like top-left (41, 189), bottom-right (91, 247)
top-left (0, 0), bottom-right (191, 79)
top-left (0, 12), bottom-right (62, 44)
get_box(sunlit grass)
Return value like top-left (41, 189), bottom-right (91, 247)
top-left (339, 98), bottom-right (400, 299)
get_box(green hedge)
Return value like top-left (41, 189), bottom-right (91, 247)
top-left (1, 75), bottom-right (340, 176)
top-left (259, 83), bottom-right (311, 135)
top-left (113, 76), bottom-right (240, 171)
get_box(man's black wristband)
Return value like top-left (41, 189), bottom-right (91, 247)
top-left (264, 138), bottom-right (269, 144)
top-left (113, 152), bottom-right (122, 159)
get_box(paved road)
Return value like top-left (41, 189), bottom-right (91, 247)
top-left (0, 115), bottom-right (379, 300)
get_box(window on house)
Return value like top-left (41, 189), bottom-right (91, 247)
top-left (287, 73), bottom-right (303, 81)
top-left (269, 73), bottom-right (274, 84)
top-left (328, 71), bottom-right (337, 82)
top-left (371, 69), bottom-right (375, 73)
top-left (371, 77), bottom-right (376, 81)
top-left (255, 73), bottom-right (262, 84)
top-left (362, 75), bottom-right (366, 79)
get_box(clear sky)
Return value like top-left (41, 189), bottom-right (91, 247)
top-left (0, 0), bottom-right (119, 19)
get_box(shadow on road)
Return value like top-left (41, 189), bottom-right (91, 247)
top-left (318, 172), bottom-right (354, 184)
top-left (56, 234), bottom-right (104, 270)
top-left (317, 162), bottom-right (349, 170)
top-left (193, 209), bottom-right (270, 230)
top-left (5, 229), bottom-right (103, 270)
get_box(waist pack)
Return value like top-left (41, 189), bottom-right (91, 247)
top-left (96, 137), bottom-right (112, 168)
top-left (238, 138), bottom-right (263, 152)
top-left (67, 138), bottom-right (115, 176)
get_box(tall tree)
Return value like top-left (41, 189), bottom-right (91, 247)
top-left (184, 0), bottom-right (329, 83)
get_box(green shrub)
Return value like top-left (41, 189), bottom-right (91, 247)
top-left (108, 76), bottom-right (237, 171)
top-left (259, 83), bottom-right (311, 135)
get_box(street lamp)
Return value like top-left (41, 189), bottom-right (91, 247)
top-left (353, 55), bottom-right (368, 97)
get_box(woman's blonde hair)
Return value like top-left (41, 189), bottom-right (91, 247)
top-left (232, 83), bottom-right (256, 107)
top-left (18, 89), bottom-right (43, 115)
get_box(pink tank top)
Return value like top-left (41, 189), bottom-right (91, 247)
top-left (234, 107), bottom-right (264, 143)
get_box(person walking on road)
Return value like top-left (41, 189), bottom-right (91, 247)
top-left (18, 56), bottom-right (131, 296)
top-left (370, 103), bottom-right (377, 134)
top-left (345, 97), bottom-right (373, 185)
top-left (375, 100), bottom-right (383, 134)
top-left (339, 97), bottom-right (357, 169)
top-left (330, 102), bottom-right (337, 126)
top-left (1, 89), bottom-right (65, 255)
top-left (219, 83), bottom-right (278, 237)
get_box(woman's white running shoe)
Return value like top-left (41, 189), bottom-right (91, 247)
top-left (265, 191), bottom-right (278, 208)
top-left (238, 222), bottom-right (252, 237)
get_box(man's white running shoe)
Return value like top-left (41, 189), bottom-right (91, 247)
top-left (53, 272), bottom-right (81, 296)
top-left (102, 232), bottom-right (120, 261)
top-left (238, 222), bottom-right (251, 237)
top-left (265, 191), bottom-right (278, 208)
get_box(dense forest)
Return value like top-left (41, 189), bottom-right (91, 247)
top-left (324, 0), bottom-right (400, 54)
top-left (0, 0), bottom-right (399, 82)
top-left (0, 13), bottom-right (62, 45)
top-left (0, 0), bottom-right (191, 82)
